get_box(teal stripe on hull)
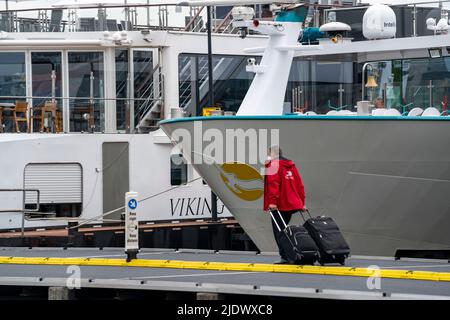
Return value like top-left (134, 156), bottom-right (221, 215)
top-left (159, 115), bottom-right (450, 125)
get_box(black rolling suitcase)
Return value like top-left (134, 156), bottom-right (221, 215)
top-left (301, 209), bottom-right (350, 266)
top-left (269, 210), bottom-right (319, 265)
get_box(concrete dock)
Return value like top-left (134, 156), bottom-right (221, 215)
top-left (0, 247), bottom-right (449, 300)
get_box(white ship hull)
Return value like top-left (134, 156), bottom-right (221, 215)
top-left (0, 131), bottom-right (231, 231)
top-left (161, 115), bottom-right (450, 256)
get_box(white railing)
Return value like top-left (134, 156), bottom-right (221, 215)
top-left (0, 2), bottom-right (282, 34)
top-left (325, 0), bottom-right (450, 38)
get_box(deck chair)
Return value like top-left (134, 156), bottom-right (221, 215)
top-left (96, 10), bottom-right (107, 31)
top-left (33, 101), bottom-right (61, 133)
top-left (107, 19), bottom-right (119, 31)
top-left (120, 20), bottom-right (132, 31)
top-left (49, 9), bottom-right (63, 32)
top-left (79, 18), bottom-right (96, 32)
top-left (13, 101), bottom-right (29, 133)
top-left (0, 12), bottom-right (12, 32)
top-left (71, 103), bottom-right (94, 132)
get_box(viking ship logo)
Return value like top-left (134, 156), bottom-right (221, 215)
top-left (218, 162), bottom-right (263, 201)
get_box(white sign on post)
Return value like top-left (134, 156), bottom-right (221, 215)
top-left (125, 191), bottom-right (139, 261)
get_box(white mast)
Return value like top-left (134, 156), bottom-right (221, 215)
top-left (235, 20), bottom-right (320, 115)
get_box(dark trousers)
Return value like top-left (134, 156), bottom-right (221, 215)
top-left (270, 210), bottom-right (298, 260)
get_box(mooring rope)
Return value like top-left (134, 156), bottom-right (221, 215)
top-left (67, 176), bottom-right (203, 230)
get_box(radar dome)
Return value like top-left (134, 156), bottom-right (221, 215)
top-left (363, 4), bottom-right (396, 40)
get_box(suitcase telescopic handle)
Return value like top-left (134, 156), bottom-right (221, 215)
top-left (269, 210), bottom-right (288, 232)
top-left (299, 208), bottom-right (312, 222)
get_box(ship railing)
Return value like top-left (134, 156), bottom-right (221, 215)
top-left (0, 3), bottom-right (188, 33)
top-left (325, 0), bottom-right (450, 40)
top-left (0, 189), bottom-right (40, 214)
top-left (184, 6), bottom-right (205, 32)
top-left (0, 2), bottom-right (276, 34)
top-left (135, 62), bottom-right (165, 130)
top-left (0, 188), bottom-right (41, 238)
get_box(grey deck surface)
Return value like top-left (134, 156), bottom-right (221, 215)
top-left (0, 247), bottom-right (449, 299)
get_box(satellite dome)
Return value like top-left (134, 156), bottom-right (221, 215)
top-left (319, 22), bottom-right (351, 33)
top-left (363, 4), bottom-right (397, 40)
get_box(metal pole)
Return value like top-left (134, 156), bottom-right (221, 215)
top-left (90, 71), bottom-right (94, 106)
top-left (51, 70), bottom-right (56, 103)
top-left (362, 63), bottom-right (373, 101)
top-left (124, 0), bottom-right (129, 31)
top-left (428, 80), bottom-right (434, 108)
top-left (206, 6), bottom-right (218, 222)
top-left (206, 6), bottom-right (214, 109)
top-left (146, 0), bottom-right (150, 26)
top-left (362, 64), bottom-right (367, 101)
top-left (21, 190), bottom-right (25, 241)
top-left (90, 70), bottom-right (95, 133)
top-left (5, 0), bottom-right (10, 32)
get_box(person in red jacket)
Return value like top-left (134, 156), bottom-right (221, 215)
top-left (264, 145), bottom-right (305, 264)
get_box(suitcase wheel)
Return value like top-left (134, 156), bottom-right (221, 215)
top-left (338, 257), bottom-right (346, 266)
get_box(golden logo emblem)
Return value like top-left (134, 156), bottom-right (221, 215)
top-left (219, 162), bottom-right (263, 201)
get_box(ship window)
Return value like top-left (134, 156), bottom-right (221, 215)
top-left (116, 49), bottom-right (129, 131)
top-left (31, 52), bottom-right (63, 133)
top-left (68, 52), bottom-right (105, 133)
top-left (178, 53), bottom-right (258, 116)
top-left (170, 154), bottom-right (187, 186)
top-left (133, 50), bottom-right (154, 128)
top-left (0, 52), bottom-right (26, 132)
top-left (0, 52), bottom-right (26, 100)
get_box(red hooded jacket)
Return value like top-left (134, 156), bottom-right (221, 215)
top-left (263, 158), bottom-right (305, 212)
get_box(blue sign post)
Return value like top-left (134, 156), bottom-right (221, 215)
top-left (125, 191), bottom-right (139, 262)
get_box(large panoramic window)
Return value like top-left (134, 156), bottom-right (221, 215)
top-left (363, 57), bottom-right (450, 114)
top-left (0, 52), bottom-right (26, 132)
top-left (0, 52), bottom-right (26, 101)
top-left (31, 52), bottom-right (62, 104)
top-left (401, 58), bottom-right (450, 113)
top-left (178, 53), bottom-right (450, 116)
top-left (178, 53), bottom-right (256, 116)
top-left (31, 52), bottom-right (63, 132)
top-left (68, 51), bottom-right (105, 132)
top-left (288, 59), bottom-right (356, 114)
top-left (133, 50), bottom-right (153, 128)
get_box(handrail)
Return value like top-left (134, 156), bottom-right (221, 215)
top-left (214, 8), bottom-right (233, 33)
top-left (0, 3), bottom-right (184, 14)
top-left (184, 6), bottom-right (205, 32)
top-left (0, 189), bottom-right (40, 213)
top-left (0, 95), bottom-right (160, 102)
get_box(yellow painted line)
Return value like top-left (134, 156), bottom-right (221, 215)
top-left (0, 256), bottom-right (449, 282)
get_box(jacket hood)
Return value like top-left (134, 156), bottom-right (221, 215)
top-left (265, 158), bottom-right (296, 169)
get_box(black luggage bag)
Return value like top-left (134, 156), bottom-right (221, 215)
top-left (269, 210), bottom-right (319, 265)
top-left (301, 209), bottom-right (350, 266)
